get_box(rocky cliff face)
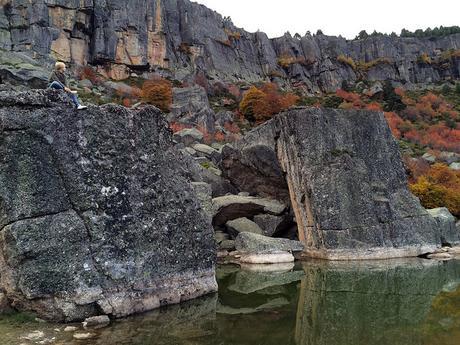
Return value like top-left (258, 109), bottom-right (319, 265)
top-left (222, 107), bottom-right (458, 259)
top-left (1, 0), bottom-right (459, 91)
top-left (0, 89), bottom-right (217, 321)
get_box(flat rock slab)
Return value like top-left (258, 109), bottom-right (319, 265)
top-left (235, 232), bottom-right (304, 253)
top-left (0, 90), bottom-right (217, 322)
top-left (212, 195), bottom-right (286, 226)
top-left (239, 252), bottom-right (295, 264)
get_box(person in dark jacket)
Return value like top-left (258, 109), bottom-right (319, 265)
top-left (49, 62), bottom-right (87, 110)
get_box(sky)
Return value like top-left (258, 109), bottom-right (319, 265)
top-left (193, 0), bottom-right (460, 39)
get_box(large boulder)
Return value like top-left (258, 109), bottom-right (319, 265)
top-left (234, 108), bottom-right (445, 260)
top-left (225, 217), bottom-right (263, 238)
top-left (0, 90), bottom-right (217, 322)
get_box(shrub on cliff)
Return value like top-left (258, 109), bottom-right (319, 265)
top-left (239, 83), bottom-right (299, 122)
top-left (141, 78), bottom-right (173, 112)
top-left (410, 163), bottom-right (460, 217)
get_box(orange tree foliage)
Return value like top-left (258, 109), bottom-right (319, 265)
top-left (141, 78), bottom-right (173, 112)
top-left (239, 83), bottom-right (299, 122)
top-left (410, 163), bottom-right (460, 216)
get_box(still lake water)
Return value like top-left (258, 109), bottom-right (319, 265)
top-left (1, 259), bottom-right (459, 345)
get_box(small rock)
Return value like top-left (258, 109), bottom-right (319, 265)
top-left (21, 331), bottom-right (45, 340)
top-left (219, 240), bottom-right (236, 250)
top-left (73, 332), bottom-right (96, 340)
top-left (82, 315), bottom-right (110, 328)
top-left (78, 79), bottom-right (93, 89)
top-left (35, 317), bottom-right (47, 323)
top-left (173, 128), bottom-right (204, 146)
top-left (253, 214), bottom-right (285, 237)
top-left (184, 147), bottom-right (197, 156)
top-left (422, 152), bottom-right (436, 163)
top-left (192, 143), bottom-right (221, 164)
top-left (208, 167), bottom-right (222, 176)
top-left (214, 231), bottom-right (230, 243)
top-left (226, 217), bottom-right (263, 238)
top-left (449, 162), bottom-right (460, 170)
top-left (238, 192), bottom-right (250, 197)
top-left (63, 326), bottom-right (78, 332)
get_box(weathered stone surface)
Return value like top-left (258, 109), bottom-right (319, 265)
top-left (237, 107), bottom-right (441, 259)
top-left (212, 195), bottom-right (287, 226)
top-left (0, 89), bottom-right (217, 322)
top-left (426, 208), bottom-right (460, 246)
top-left (253, 214), bottom-right (286, 237)
top-left (235, 232), bottom-right (304, 253)
top-left (225, 217), bottom-right (263, 238)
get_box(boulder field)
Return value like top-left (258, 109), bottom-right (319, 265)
top-left (0, 90), bottom-right (458, 321)
top-left (0, 90), bottom-right (217, 321)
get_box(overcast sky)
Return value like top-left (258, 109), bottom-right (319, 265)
top-left (193, 0), bottom-right (460, 39)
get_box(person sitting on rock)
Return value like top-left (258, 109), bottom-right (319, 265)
top-left (48, 62), bottom-right (87, 110)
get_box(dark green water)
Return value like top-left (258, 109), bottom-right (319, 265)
top-left (1, 259), bottom-right (459, 345)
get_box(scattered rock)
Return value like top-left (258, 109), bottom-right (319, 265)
top-left (239, 251), bottom-right (295, 264)
top-left (427, 252), bottom-right (453, 260)
top-left (193, 144), bottom-right (221, 164)
top-left (173, 128), bottom-right (204, 146)
top-left (214, 231), bottom-right (230, 243)
top-left (63, 326), bottom-right (78, 332)
top-left (21, 331), bottom-right (45, 341)
top-left (422, 152), bottom-right (436, 163)
top-left (73, 333), bottom-right (96, 340)
top-left (449, 162), bottom-right (460, 170)
top-left (78, 79), bottom-right (93, 89)
top-left (235, 232), bottom-right (304, 253)
top-left (226, 217), bottom-right (263, 238)
top-left (82, 315), bottom-right (110, 328)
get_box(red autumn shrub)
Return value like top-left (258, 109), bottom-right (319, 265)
top-left (141, 77), bottom-right (173, 112)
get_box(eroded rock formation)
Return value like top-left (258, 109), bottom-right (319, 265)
top-left (222, 107), bottom-right (458, 259)
top-left (1, 0), bottom-right (459, 91)
top-left (0, 89), bottom-right (217, 321)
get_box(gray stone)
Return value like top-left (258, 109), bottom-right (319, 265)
top-left (78, 79), bottom-right (93, 89)
top-left (192, 144), bottom-right (221, 164)
top-left (173, 128), bottom-right (204, 146)
top-left (214, 231), bottom-right (229, 243)
top-left (235, 232), bottom-right (304, 253)
top-left (0, 90), bottom-right (217, 322)
top-left (427, 208), bottom-right (460, 246)
top-left (226, 218), bottom-right (263, 238)
top-left (422, 152), bottom-right (436, 163)
top-left (191, 182), bottom-right (213, 221)
top-left (449, 162), bottom-right (460, 170)
top-left (82, 315), bottom-right (110, 328)
top-left (219, 240), bottom-right (236, 251)
top-left (253, 214), bottom-right (285, 237)
top-left (239, 252), bottom-right (295, 264)
top-left (73, 333), bottom-right (96, 340)
top-left (212, 195), bottom-right (287, 226)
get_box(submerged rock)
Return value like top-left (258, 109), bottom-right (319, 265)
top-left (0, 90), bottom-right (217, 322)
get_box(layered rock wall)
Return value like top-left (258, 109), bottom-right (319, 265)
top-left (0, 89), bottom-right (217, 321)
top-left (1, 0), bottom-right (459, 90)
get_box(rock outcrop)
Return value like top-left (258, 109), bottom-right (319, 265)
top-left (0, 89), bottom-right (217, 321)
top-left (1, 0), bottom-right (459, 91)
top-left (224, 107), bottom-right (455, 259)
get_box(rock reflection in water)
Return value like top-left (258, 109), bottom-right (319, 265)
top-left (295, 259), bottom-right (460, 345)
top-left (2, 260), bottom-right (460, 345)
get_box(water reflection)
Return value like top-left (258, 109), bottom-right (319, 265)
top-left (1, 259), bottom-right (459, 345)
